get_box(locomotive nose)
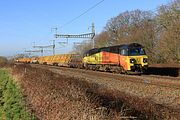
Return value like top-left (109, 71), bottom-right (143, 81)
top-left (129, 57), bottom-right (141, 64)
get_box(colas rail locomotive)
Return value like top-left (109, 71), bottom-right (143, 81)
top-left (17, 43), bottom-right (148, 74)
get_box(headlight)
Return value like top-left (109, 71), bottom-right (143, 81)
top-left (130, 58), bottom-right (136, 63)
top-left (143, 58), bottom-right (148, 63)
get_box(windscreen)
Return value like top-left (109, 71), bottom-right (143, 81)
top-left (128, 47), bottom-right (146, 56)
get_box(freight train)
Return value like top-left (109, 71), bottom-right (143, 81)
top-left (17, 43), bottom-right (148, 74)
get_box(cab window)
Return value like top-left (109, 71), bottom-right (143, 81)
top-left (120, 49), bottom-right (128, 56)
top-left (128, 48), bottom-right (146, 56)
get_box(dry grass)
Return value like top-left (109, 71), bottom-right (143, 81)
top-left (11, 64), bottom-right (140, 120)
top-left (11, 64), bottom-right (180, 120)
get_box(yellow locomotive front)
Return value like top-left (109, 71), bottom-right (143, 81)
top-left (126, 47), bottom-right (148, 74)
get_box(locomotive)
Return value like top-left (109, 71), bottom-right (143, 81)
top-left (83, 43), bottom-right (148, 74)
top-left (17, 43), bottom-right (148, 74)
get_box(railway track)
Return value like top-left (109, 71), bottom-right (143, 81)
top-left (28, 63), bottom-right (180, 90)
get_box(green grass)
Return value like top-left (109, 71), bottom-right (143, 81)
top-left (0, 69), bottom-right (36, 120)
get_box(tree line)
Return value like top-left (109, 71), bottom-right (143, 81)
top-left (73, 0), bottom-right (180, 64)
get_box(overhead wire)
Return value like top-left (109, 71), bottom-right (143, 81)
top-left (60, 0), bottom-right (105, 28)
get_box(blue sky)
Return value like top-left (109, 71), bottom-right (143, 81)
top-left (0, 0), bottom-right (170, 57)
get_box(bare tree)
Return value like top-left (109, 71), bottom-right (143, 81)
top-left (94, 31), bottom-right (110, 47)
top-left (104, 10), bottom-right (157, 63)
top-left (155, 0), bottom-right (180, 63)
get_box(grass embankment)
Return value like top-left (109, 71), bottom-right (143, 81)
top-left (0, 69), bottom-right (35, 120)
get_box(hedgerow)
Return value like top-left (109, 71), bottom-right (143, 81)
top-left (0, 69), bottom-right (35, 120)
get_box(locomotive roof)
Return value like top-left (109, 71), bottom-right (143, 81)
top-left (84, 43), bottom-right (144, 54)
top-left (120, 43), bottom-right (144, 49)
top-left (98, 43), bottom-right (144, 50)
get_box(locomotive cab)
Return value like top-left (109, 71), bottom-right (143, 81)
top-left (124, 43), bottom-right (148, 74)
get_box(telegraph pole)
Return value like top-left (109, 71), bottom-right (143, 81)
top-left (53, 40), bottom-right (55, 55)
top-left (88, 22), bottom-right (95, 48)
top-left (51, 27), bottom-right (59, 55)
top-left (91, 22), bottom-right (95, 48)
top-left (50, 40), bottom-right (56, 55)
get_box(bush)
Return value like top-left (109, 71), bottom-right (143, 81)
top-left (0, 69), bottom-right (36, 120)
top-left (0, 56), bottom-right (8, 67)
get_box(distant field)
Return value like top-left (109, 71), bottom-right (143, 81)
top-left (0, 69), bottom-right (35, 120)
